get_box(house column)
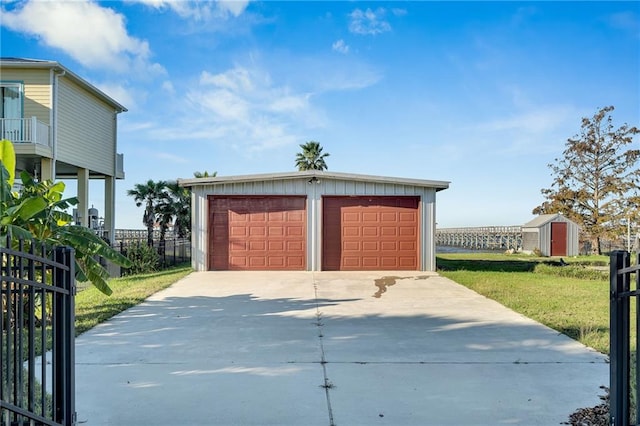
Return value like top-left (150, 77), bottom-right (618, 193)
top-left (104, 176), bottom-right (116, 243)
top-left (77, 168), bottom-right (89, 227)
top-left (40, 158), bottom-right (54, 181)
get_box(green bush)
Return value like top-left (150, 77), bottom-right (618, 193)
top-left (122, 242), bottom-right (159, 275)
top-left (533, 263), bottom-right (608, 280)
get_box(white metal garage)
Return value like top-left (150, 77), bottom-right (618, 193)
top-left (179, 171), bottom-right (449, 272)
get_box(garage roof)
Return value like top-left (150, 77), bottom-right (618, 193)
top-left (179, 170), bottom-right (450, 191)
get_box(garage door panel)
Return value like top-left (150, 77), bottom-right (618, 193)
top-left (343, 212), bottom-right (360, 222)
top-left (362, 241), bottom-right (379, 251)
top-left (323, 196), bottom-right (419, 271)
top-left (362, 212), bottom-right (378, 221)
top-left (286, 226), bottom-right (304, 236)
top-left (209, 196), bottom-right (306, 270)
top-left (399, 226), bottom-right (416, 236)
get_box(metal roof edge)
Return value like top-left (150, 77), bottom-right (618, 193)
top-left (0, 58), bottom-right (128, 113)
top-left (178, 170), bottom-right (450, 190)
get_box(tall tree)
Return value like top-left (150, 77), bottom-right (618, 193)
top-left (295, 141), bottom-right (330, 171)
top-left (127, 180), bottom-right (167, 246)
top-left (165, 180), bottom-right (192, 239)
top-left (533, 106), bottom-right (640, 254)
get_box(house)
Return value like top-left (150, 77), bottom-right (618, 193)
top-left (0, 58), bottom-right (127, 242)
top-left (521, 213), bottom-right (579, 256)
top-left (179, 170), bottom-right (450, 271)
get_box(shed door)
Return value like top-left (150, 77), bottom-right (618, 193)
top-left (209, 196), bottom-right (306, 270)
top-left (550, 222), bottom-right (567, 256)
top-left (322, 196), bottom-right (419, 270)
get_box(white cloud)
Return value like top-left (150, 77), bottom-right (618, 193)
top-left (218, 0), bottom-right (250, 17)
top-left (1, 0), bottom-right (163, 74)
top-left (129, 0), bottom-right (250, 20)
top-left (94, 82), bottom-right (138, 110)
top-left (151, 65), bottom-right (320, 151)
top-left (349, 8), bottom-right (391, 35)
top-left (606, 11), bottom-right (640, 37)
top-left (332, 39), bottom-right (349, 54)
top-left (391, 8), bottom-right (407, 17)
top-left (162, 80), bottom-right (175, 94)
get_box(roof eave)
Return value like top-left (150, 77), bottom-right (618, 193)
top-left (178, 170), bottom-right (450, 190)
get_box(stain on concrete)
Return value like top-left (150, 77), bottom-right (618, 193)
top-left (373, 275), bottom-right (429, 298)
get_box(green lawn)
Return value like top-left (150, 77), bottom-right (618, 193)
top-left (75, 265), bottom-right (192, 335)
top-left (437, 252), bottom-right (624, 355)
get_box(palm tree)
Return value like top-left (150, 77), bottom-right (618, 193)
top-left (127, 180), bottom-right (167, 246)
top-left (193, 170), bottom-right (217, 178)
top-left (166, 180), bottom-right (192, 239)
top-left (295, 141), bottom-right (330, 171)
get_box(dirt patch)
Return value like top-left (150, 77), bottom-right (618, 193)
top-left (373, 275), bottom-right (430, 298)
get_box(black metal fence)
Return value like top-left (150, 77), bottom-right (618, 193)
top-left (116, 237), bottom-right (191, 270)
top-left (1, 239), bottom-right (76, 426)
top-left (610, 250), bottom-right (640, 426)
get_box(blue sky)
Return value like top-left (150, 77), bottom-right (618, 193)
top-left (1, 1), bottom-right (639, 229)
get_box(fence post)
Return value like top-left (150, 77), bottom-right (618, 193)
top-left (53, 246), bottom-right (76, 426)
top-left (611, 250), bottom-right (630, 426)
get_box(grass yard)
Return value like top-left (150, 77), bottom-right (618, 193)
top-left (437, 252), bottom-right (626, 355)
top-left (75, 265), bottom-right (192, 335)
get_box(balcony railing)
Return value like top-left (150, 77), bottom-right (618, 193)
top-left (116, 153), bottom-right (125, 178)
top-left (0, 117), bottom-right (51, 147)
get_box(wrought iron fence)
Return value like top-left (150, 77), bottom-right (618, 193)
top-left (1, 238), bottom-right (76, 426)
top-left (116, 237), bottom-right (191, 273)
top-left (610, 250), bottom-right (640, 426)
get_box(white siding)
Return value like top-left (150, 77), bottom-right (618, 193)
top-left (56, 77), bottom-right (116, 176)
top-left (190, 176), bottom-right (440, 272)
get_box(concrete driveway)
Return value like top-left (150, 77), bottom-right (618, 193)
top-left (75, 271), bottom-right (608, 425)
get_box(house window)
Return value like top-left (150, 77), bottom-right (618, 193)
top-left (0, 82), bottom-right (23, 141)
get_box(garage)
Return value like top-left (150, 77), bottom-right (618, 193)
top-left (180, 171), bottom-right (449, 272)
top-left (322, 196), bottom-right (419, 270)
top-left (208, 196), bottom-right (306, 270)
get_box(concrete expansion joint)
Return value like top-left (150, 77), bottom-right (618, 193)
top-left (312, 275), bottom-right (336, 426)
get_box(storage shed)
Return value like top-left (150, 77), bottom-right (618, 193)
top-left (521, 214), bottom-right (579, 256)
top-left (179, 171), bottom-right (450, 272)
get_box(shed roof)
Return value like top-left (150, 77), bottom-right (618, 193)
top-left (179, 170), bottom-right (450, 191)
top-left (0, 57), bottom-right (127, 113)
top-left (523, 213), bottom-right (575, 228)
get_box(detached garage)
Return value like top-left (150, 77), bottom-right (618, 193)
top-left (179, 171), bottom-right (449, 272)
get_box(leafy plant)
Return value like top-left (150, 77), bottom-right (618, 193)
top-left (122, 241), bottom-right (160, 275)
top-left (0, 139), bottom-right (131, 295)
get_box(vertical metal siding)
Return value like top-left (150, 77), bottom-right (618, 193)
top-left (189, 177), bottom-right (440, 271)
top-left (538, 216), bottom-right (579, 256)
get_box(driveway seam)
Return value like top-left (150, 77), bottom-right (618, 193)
top-left (313, 274), bottom-right (336, 426)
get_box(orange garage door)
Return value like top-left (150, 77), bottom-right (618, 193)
top-left (209, 196), bottom-right (306, 270)
top-left (322, 196), bottom-right (419, 270)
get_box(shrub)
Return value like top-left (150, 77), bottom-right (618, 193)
top-left (533, 263), bottom-right (608, 280)
top-left (122, 242), bottom-right (160, 275)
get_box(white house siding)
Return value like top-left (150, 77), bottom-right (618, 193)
top-left (1, 69), bottom-right (51, 124)
top-left (56, 77), bottom-right (115, 176)
top-left (190, 177), bottom-right (439, 272)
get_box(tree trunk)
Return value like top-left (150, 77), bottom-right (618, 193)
top-left (147, 224), bottom-right (154, 247)
top-left (591, 236), bottom-right (602, 255)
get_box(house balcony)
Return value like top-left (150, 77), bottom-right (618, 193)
top-left (1, 117), bottom-right (50, 146)
top-left (0, 117), bottom-right (52, 158)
